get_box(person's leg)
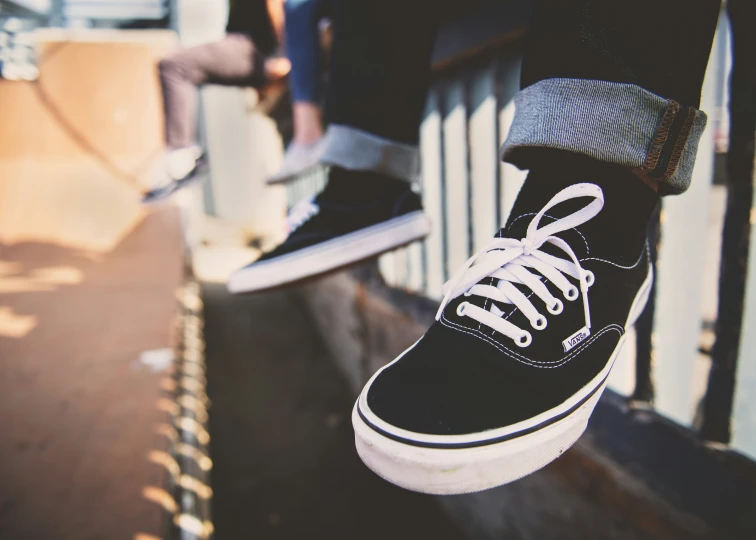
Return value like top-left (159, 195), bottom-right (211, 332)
top-left (702, 0), bottom-right (756, 442)
top-left (229, 0), bottom-right (440, 293)
top-left (352, 1), bottom-right (723, 494)
top-left (499, 0), bottom-right (721, 259)
top-left (158, 33), bottom-right (267, 151)
top-left (267, 0), bottom-right (327, 183)
top-left (291, 101), bottom-right (323, 143)
top-left (285, 0), bottom-right (325, 143)
top-left (504, 0), bottom-right (721, 196)
top-left (320, 0), bottom-right (440, 182)
top-left (144, 34), bottom-right (276, 202)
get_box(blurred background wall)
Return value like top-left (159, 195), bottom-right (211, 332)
top-left (0, 28), bottom-right (175, 251)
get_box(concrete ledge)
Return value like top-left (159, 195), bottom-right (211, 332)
top-left (298, 263), bottom-right (433, 396)
top-left (297, 265), bottom-right (753, 539)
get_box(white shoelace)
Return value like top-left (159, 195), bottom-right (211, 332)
top-left (436, 183), bottom-right (604, 348)
top-left (286, 198), bottom-right (320, 233)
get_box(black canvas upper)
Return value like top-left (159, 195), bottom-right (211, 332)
top-left (364, 154), bottom-right (660, 439)
top-left (251, 168), bottom-right (423, 264)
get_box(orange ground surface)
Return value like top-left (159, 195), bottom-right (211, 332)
top-left (0, 208), bottom-right (183, 540)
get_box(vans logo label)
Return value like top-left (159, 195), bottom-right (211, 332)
top-left (562, 327), bottom-right (591, 352)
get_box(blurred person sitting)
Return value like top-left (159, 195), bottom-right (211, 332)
top-left (267, 0), bottom-right (331, 184)
top-left (144, 0), bottom-right (290, 203)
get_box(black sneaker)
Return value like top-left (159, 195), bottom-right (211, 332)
top-left (352, 165), bottom-right (658, 494)
top-left (227, 169), bottom-right (431, 293)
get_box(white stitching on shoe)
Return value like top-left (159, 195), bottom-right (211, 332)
top-left (441, 244), bottom-right (646, 364)
top-left (506, 212), bottom-right (591, 255)
top-left (503, 291), bottom-right (536, 322)
top-left (580, 242), bottom-right (647, 269)
top-left (439, 314), bottom-right (623, 368)
top-left (507, 217), bottom-right (649, 271)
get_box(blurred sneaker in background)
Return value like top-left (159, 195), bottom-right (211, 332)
top-left (228, 167), bottom-right (430, 293)
top-left (267, 137), bottom-right (325, 184)
top-left (142, 145), bottom-right (206, 204)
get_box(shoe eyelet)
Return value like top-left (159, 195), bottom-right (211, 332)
top-left (515, 332), bottom-right (532, 348)
top-left (548, 299), bottom-right (563, 315)
top-left (584, 270), bottom-right (595, 287)
top-left (456, 302), bottom-right (469, 316)
top-left (531, 315), bottom-right (547, 330)
top-left (564, 286), bottom-right (579, 301)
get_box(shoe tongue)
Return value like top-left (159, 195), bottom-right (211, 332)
top-left (495, 197), bottom-right (591, 261)
top-left (456, 156), bottom-right (660, 319)
top-left (497, 158), bottom-right (659, 264)
top-left (497, 202), bottom-right (581, 236)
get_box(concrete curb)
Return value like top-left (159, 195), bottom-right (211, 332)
top-left (297, 263), bottom-right (718, 540)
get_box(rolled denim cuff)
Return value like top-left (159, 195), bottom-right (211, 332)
top-left (320, 124), bottom-right (419, 182)
top-left (500, 79), bottom-right (708, 195)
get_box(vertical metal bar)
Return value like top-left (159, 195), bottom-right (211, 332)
top-left (493, 53), bottom-right (503, 232)
top-left (406, 242), bottom-right (423, 293)
top-left (419, 89), bottom-right (446, 298)
top-left (442, 79), bottom-right (470, 278)
top-left (496, 52), bottom-right (526, 225)
top-left (378, 252), bottom-right (398, 287)
top-left (632, 205), bottom-right (661, 405)
top-left (731, 153), bottom-right (756, 460)
top-left (464, 73), bottom-right (475, 259)
top-left (701, 0), bottom-right (756, 443)
top-left (468, 62), bottom-right (499, 252)
top-left (394, 248), bottom-right (409, 288)
top-left (651, 21), bottom-right (718, 425)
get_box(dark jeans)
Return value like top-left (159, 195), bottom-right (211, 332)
top-left (284, 0), bottom-right (329, 104)
top-left (322, 0), bottom-right (721, 192)
top-left (325, 0), bottom-right (442, 146)
top-left (521, 0), bottom-right (720, 110)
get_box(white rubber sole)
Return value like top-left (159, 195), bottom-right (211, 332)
top-left (142, 159), bottom-right (208, 205)
top-left (353, 267), bottom-right (653, 495)
top-left (227, 211), bottom-right (431, 294)
top-left (266, 162), bottom-right (319, 185)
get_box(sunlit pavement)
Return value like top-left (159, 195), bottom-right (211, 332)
top-left (0, 207), bottom-right (183, 540)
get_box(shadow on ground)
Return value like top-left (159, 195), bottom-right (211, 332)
top-left (203, 283), bottom-right (466, 540)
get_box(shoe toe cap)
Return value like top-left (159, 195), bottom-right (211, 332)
top-left (362, 322), bottom-right (620, 437)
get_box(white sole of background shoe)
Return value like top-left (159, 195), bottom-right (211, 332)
top-left (352, 266), bottom-right (654, 495)
top-left (266, 161), bottom-right (319, 185)
top-left (227, 211), bottom-right (431, 294)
